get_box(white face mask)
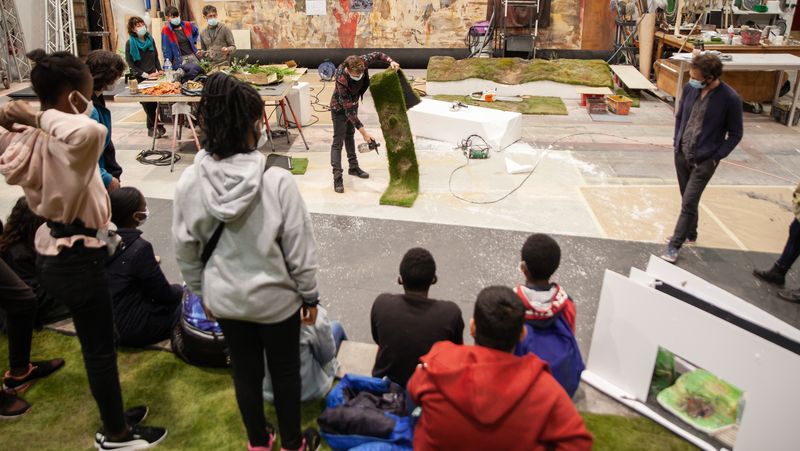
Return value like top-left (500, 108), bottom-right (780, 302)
top-left (348, 70), bottom-right (364, 82)
top-left (136, 26), bottom-right (147, 37)
top-left (170, 17), bottom-right (182, 26)
top-left (69, 90), bottom-right (93, 116)
top-left (135, 208), bottom-right (150, 226)
top-left (256, 123), bottom-right (268, 149)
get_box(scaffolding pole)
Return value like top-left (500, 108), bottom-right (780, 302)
top-left (0, 0), bottom-right (31, 82)
top-left (45, 0), bottom-right (78, 55)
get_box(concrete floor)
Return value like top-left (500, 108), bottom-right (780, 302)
top-left (2, 68), bottom-right (800, 419)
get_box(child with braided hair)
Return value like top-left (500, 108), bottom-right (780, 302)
top-left (173, 72), bottom-right (322, 451)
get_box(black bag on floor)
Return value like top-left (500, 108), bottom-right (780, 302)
top-left (170, 288), bottom-right (230, 368)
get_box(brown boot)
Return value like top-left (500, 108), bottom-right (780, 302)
top-left (0, 388), bottom-right (31, 419)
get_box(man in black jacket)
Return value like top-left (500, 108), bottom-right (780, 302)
top-left (329, 53), bottom-right (400, 193)
top-left (662, 53), bottom-right (743, 263)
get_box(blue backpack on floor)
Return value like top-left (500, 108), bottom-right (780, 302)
top-left (319, 374), bottom-right (414, 451)
top-left (170, 288), bottom-right (230, 368)
top-left (514, 314), bottom-right (585, 397)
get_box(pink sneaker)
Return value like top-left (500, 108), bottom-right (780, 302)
top-left (247, 430), bottom-right (275, 451)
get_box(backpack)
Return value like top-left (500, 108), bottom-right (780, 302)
top-left (514, 314), bottom-right (585, 397)
top-left (170, 288), bottom-right (230, 367)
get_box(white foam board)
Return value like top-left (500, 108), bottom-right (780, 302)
top-left (407, 99), bottom-right (521, 150)
top-left (426, 79), bottom-right (594, 100)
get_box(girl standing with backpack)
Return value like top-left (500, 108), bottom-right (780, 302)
top-left (173, 73), bottom-right (322, 451)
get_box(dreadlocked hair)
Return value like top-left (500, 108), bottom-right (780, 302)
top-left (198, 73), bottom-right (264, 159)
top-left (0, 197), bottom-right (45, 255)
top-left (26, 49), bottom-right (90, 106)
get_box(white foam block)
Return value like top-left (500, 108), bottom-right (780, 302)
top-left (408, 99), bottom-right (521, 150)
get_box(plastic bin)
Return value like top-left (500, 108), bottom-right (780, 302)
top-left (607, 95), bottom-right (633, 115)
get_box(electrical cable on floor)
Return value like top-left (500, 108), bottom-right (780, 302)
top-left (448, 131), bottom-right (798, 204)
top-left (136, 149), bottom-right (181, 166)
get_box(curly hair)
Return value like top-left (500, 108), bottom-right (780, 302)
top-left (26, 49), bottom-right (90, 106)
top-left (127, 16), bottom-right (146, 37)
top-left (0, 197), bottom-right (45, 254)
top-left (343, 55), bottom-right (365, 73)
top-left (691, 53), bottom-right (723, 82)
top-left (198, 72), bottom-right (264, 159)
top-left (86, 50), bottom-right (126, 92)
top-left (399, 247), bottom-right (436, 291)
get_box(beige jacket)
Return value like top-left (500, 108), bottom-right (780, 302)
top-left (0, 108), bottom-right (110, 255)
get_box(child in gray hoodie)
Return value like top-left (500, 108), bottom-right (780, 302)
top-left (172, 73), bottom-right (321, 451)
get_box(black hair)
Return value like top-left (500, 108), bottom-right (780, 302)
top-left (198, 72), bottom-right (264, 159)
top-left (86, 50), bottom-right (126, 92)
top-left (26, 49), bottom-right (90, 106)
top-left (165, 6), bottom-right (180, 17)
top-left (109, 187), bottom-right (145, 228)
top-left (691, 53), bottom-right (724, 82)
top-left (399, 247), bottom-right (436, 291)
top-left (474, 286), bottom-right (525, 352)
top-left (202, 5), bottom-right (217, 16)
top-left (521, 233), bottom-right (561, 280)
top-left (0, 197), bottom-right (44, 254)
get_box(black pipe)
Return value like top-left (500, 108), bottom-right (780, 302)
top-left (234, 48), bottom-right (615, 72)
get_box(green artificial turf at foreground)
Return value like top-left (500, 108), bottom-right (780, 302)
top-left (427, 56), bottom-right (614, 88)
top-left (432, 95), bottom-right (568, 115)
top-left (1, 331), bottom-right (696, 450)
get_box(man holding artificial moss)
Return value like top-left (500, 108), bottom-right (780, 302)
top-left (198, 5), bottom-right (236, 67)
top-left (329, 53), bottom-right (400, 194)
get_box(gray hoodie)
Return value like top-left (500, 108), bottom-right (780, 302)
top-left (263, 306), bottom-right (338, 402)
top-left (172, 149), bottom-right (319, 324)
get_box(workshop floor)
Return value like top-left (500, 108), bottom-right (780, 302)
top-left (1, 68), bottom-right (799, 431)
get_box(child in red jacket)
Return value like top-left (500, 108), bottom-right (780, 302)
top-left (408, 286), bottom-right (592, 451)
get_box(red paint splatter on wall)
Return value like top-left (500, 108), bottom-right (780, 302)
top-left (333, 0), bottom-right (359, 48)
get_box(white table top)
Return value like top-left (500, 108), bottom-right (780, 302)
top-left (670, 52), bottom-right (800, 70)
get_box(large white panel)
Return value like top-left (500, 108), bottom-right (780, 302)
top-left (408, 99), bottom-right (521, 150)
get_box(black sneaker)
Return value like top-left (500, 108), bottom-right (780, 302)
top-left (95, 424), bottom-right (167, 450)
top-left (124, 406), bottom-right (149, 427)
top-left (348, 167), bottom-right (369, 179)
top-left (333, 176), bottom-right (344, 194)
top-left (0, 389), bottom-right (31, 419)
top-left (3, 358), bottom-right (65, 393)
top-left (301, 428), bottom-right (321, 451)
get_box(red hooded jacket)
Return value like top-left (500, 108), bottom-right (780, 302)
top-left (408, 341), bottom-right (592, 451)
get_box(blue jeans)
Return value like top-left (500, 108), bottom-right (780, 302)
top-left (331, 320), bottom-right (347, 355)
top-left (777, 219), bottom-right (800, 271)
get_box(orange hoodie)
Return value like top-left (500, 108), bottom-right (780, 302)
top-left (408, 341), bottom-right (592, 451)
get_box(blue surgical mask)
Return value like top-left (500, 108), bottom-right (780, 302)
top-left (688, 78), bottom-right (706, 89)
top-left (170, 17), bottom-right (182, 26)
top-left (207, 18), bottom-right (219, 27)
top-left (136, 26), bottom-right (147, 37)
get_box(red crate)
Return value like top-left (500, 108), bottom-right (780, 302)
top-left (607, 95), bottom-right (633, 115)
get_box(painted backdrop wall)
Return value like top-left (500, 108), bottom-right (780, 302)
top-left (187, 0), bottom-right (595, 50)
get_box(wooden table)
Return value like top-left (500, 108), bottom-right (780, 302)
top-left (656, 31), bottom-right (800, 57)
top-left (115, 81), bottom-right (309, 171)
top-left (671, 53), bottom-right (800, 127)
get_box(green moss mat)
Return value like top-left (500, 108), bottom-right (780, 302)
top-left (369, 70), bottom-right (420, 208)
top-left (432, 95), bottom-right (568, 115)
top-left (291, 157), bottom-right (308, 175)
top-left (427, 56), bottom-right (613, 88)
top-left (1, 331), bottom-right (695, 450)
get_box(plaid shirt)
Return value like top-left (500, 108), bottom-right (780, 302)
top-left (329, 52), bottom-right (392, 129)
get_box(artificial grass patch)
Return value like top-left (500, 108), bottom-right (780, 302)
top-left (427, 56), bottom-right (614, 88)
top-left (291, 157), bottom-right (309, 175)
top-left (368, 69), bottom-right (420, 208)
top-left (432, 95), bottom-right (568, 115)
top-left (1, 331), bottom-right (697, 450)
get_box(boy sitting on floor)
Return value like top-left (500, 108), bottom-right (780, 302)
top-left (371, 247), bottom-right (463, 387)
top-left (408, 286), bottom-right (593, 450)
top-left (514, 233), bottom-right (585, 397)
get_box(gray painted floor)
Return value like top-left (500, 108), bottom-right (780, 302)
top-left (144, 197), bottom-right (800, 353)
